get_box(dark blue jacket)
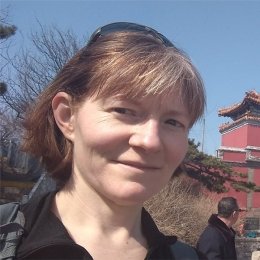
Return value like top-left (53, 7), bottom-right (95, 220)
top-left (196, 214), bottom-right (237, 260)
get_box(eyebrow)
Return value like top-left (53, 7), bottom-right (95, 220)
top-left (105, 95), bottom-right (190, 120)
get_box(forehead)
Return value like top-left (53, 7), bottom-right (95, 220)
top-left (92, 80), bottom-right (185, 103)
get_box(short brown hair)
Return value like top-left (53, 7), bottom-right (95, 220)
top-left (22, 29), bottom-right (206, 185)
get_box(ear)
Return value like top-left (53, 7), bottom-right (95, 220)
top-left (232, 211), bottom-right (238, 218)
top-left (52, 92), bottom-right (75, 141)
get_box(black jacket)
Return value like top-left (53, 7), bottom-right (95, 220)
top-left (16, 192), bottom-right (199, 259)
top-left (196, 214), bottom-right (237, 260)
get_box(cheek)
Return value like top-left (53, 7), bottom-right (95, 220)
top-left (76, 122), bottom-right (126, 156)
top-left (167, 135), bottom-right (188, 164)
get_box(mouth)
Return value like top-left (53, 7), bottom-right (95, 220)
top-left (115, 161), bottom-right (161, 171)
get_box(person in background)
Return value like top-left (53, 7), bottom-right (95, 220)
top-left (196, 197), bottom-right (244, 260)
top-left (15, 22), bottom-right (206, 259)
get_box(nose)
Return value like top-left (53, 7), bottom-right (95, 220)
top-left (129, 120), bottom-right (162, 153)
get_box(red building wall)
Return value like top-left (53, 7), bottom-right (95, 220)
top-left (221, 124), bottom-right (248, 148)
top-left (220, 123), bottom-right (260, 209)
top-left (221, 124), bottom-right (260, 148)
top-left (252, 150), bottom-right (260, 157)
top-left (225, 166), bottom-right (248, 208)
top-left (247, 124), bottom-right (260, 147)
top-left (222, 151), bottom-right (246, 162)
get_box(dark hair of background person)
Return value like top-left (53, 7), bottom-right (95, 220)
top-left (218, 197), bottom-right (239, 218)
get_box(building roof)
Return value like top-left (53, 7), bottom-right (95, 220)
top-left (219, 114), bottom-right (260, 133)
top-left (218, 90), bottom-right (260, 120)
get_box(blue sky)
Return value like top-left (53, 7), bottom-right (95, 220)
top-left (2, 0), bottom-right (260, 155)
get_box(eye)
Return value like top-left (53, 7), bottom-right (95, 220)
top-left (165, 119), bottom-right (185, 129)
top-left (112, 107), bottom-right (136, 116)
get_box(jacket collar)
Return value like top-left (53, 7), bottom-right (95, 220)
top-left (208, 214), bottom-right (236, 239)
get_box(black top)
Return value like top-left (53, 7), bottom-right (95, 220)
top-left (16, 192), bottom-right (198, 259)
top-left (196, 214), bottom-right (237, 260)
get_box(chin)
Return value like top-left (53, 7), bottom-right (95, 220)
top-left (107, 185), bottom-right (159, 206)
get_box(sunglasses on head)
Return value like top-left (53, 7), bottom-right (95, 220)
top-left (87, 22), bottom-right (174, 47)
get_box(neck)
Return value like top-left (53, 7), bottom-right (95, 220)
top-left (52, 174), bottom-right (148, 259)
top-left (53, 175), bottom-right (144, 240)
top-left (217, 216), bottom-right (232, 228)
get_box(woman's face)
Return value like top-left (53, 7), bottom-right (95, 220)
top-left (69, 93), bottom-right (190, 206)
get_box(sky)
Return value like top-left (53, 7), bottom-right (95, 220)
top-left (2, 0), bottom-right (260, 155)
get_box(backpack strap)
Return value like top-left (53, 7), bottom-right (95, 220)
top-left (0, 202), bottom-right (25, 260)
top-left (170, 240), bottom-right (199, 259)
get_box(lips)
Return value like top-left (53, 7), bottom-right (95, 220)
top-left (115, 160), bottom-right (161, 170)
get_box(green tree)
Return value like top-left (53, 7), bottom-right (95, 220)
top-left (0, 23), bottom-right (16, 39)
top-left (183, 139), bottom-right (257, 193)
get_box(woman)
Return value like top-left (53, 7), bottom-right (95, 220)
top-left (17, 22), bottom-right (205, 259)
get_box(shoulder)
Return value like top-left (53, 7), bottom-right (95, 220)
top-left (0, 202), bottom-right (25, 232)
top-left (0, 202), bottom-right (25, 260)
top-left (20, 191), bottom-right (56, 227)
top-left (200, 224), bottom-right (225, 238)
top-left (20, 191), bottom-right (55, 212)
top-left (170, 240), bottom-right (200, 260)
top-left (198, 225), bottom-right (226, 248)
top-left (0, 202), bottom-right (22, 223)
top-left (0, 201), bottom-right (25, 230)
